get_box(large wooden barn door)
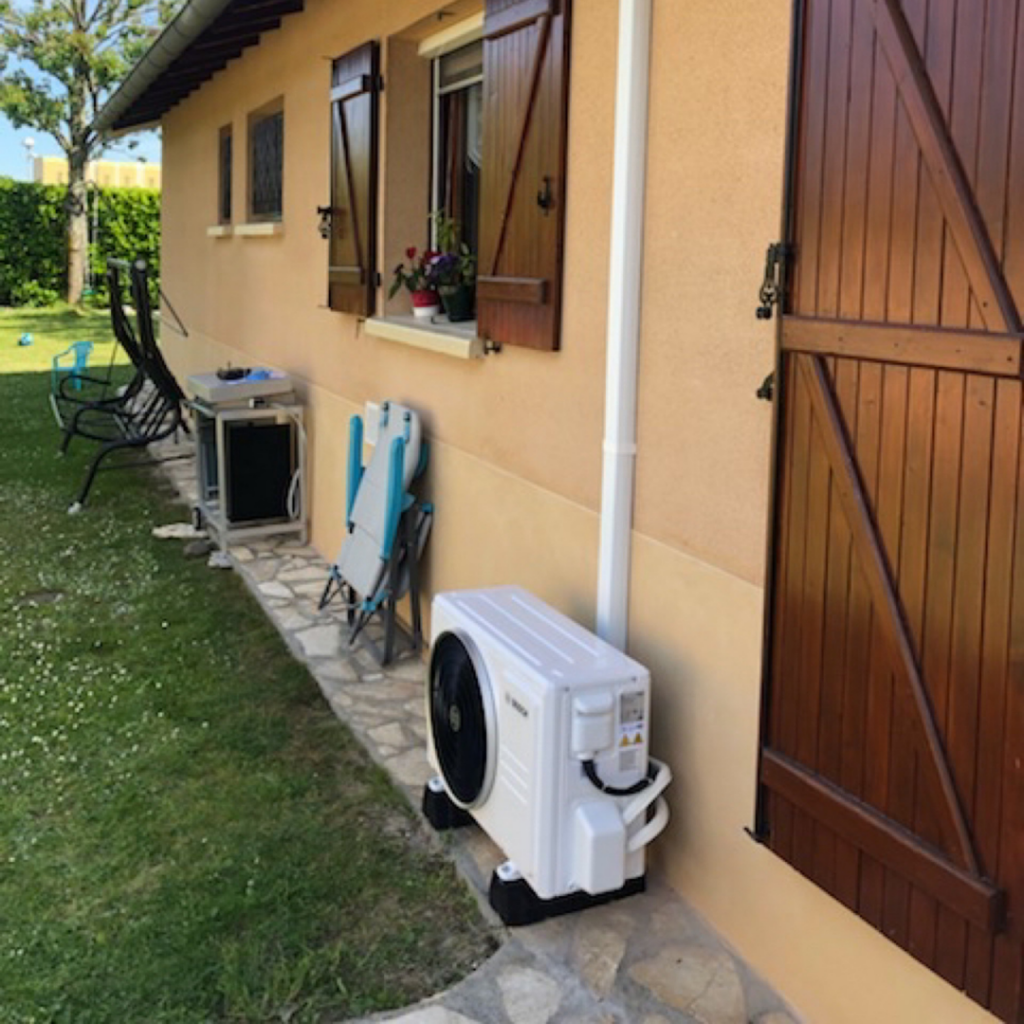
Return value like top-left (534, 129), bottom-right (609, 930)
top-left (760, 1), bottom-right (1024, 1018)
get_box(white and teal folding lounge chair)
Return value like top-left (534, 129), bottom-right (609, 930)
top-left (319, 401), bottom-right (433, 665)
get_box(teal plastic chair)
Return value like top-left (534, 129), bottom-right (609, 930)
top-left (52, 341), bottom-right (93, 392)
top-left (318, 401), bottom-right (432, 665)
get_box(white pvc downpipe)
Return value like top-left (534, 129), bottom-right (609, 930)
top-left (596, 0), bottom-right (653, 650)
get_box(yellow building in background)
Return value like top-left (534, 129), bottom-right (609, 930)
top-left (32, 156), bottom-right (161, 190)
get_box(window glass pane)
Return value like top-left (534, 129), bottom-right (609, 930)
top-left (219, 128), bottom-right (232, 223)
top-left (437, 80), bottom-right (482, 258)
top-left (250, 110), bottom-right (283, 220)
top-left (466, 82), bottom-right (482, 170)
top-left (439, 40), bottom-right (483, 91)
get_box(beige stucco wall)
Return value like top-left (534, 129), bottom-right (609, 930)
top-left (158, 1), bottom-right (998, 1022)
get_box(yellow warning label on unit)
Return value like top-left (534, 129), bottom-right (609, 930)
top-left (618, 691), bottom-right (646, 750)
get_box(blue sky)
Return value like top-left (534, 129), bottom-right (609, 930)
top-left (1, 0), bottom-right (166, 180)
top-left (0, 115), bottom-right (162, 180)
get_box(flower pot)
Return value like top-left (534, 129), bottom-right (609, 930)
top-left (440, 284), bottom-right (476, 323)
top-left (411, 289), bottom-right (441, 319)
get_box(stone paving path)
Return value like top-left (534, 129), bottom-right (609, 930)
top-left (156, 441), bottom-right (800, 1024)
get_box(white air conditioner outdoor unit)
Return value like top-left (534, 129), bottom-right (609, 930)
top-left (422, 586), bottom-right (671, 925)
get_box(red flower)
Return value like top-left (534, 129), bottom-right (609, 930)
top-left (405, 246), bottom-right (417, 259)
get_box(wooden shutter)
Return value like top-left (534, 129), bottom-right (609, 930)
top-left (759, 2), bottom-right (1024, 1020)
top-left (328, 41), bottom-right (380, 316)
top-left (477, 0), bottom-right (571, 351)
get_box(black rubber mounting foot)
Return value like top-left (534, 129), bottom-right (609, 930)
top-left (488, 872), bottom-right (646, 927)
top-left (422, 780), bottom-right (474, 831)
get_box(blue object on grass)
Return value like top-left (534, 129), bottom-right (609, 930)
top-left (52, 340), bottom-right (94, 392)
top-left (17, 333), bottom-right (32, 347)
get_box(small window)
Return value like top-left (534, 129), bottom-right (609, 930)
top-left (248, 100), bottom-right (284, 222)
top-left (218, 125), bottom-right (232, 224)
top-left (432, 41), bottom-right (482, 257)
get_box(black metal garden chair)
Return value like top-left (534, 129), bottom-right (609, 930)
top-left (64, 259), bottom-right (188, 513)
top-left (51, 263), bottom-right (150, 433)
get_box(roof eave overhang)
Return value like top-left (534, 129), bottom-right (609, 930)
top-left (95, 0), bottom-right (303, 135)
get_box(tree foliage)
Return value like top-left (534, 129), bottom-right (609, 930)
top-left (0, 178), bottom-right (159, 306)
top-left (0, 0), bottom-right (176, 151)
top-left (0, 0), bottom-right (175, 301)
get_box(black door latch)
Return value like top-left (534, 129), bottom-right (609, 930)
top-left (756, 242), bottom-right (789, 320)
top-left (317, 205), bottom-right (334, 239)
top-left (536, 176), bottom-right (554, 215)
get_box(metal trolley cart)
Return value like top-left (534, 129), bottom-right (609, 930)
top-left (187, 370), bottom-right (307, 551)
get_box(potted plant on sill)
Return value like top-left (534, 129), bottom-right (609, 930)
top-left (389, 246), bottom-right (442, 319)
top-left (431, 211), bottom-right (477, 323)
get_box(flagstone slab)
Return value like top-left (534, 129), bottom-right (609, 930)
top-left (383, 1006), bottom-right (479, 1024)
top-left (368, 722), bottom-right (410, 748)
top-left (315, 659), bottom-right (361, 683)
top-left (389, 656), bottom-right (428, 682)
top-left (355, 679), bottom-right (422, 703)
top-left (278, 566), bottom-right (325, 583)
top-left (246, 560), bottom-right (281, 582)
top-left (497, 966), bottom-right (561, 1024)
top-left (383, 748), bottom-right (432, 788)
top-left (278, 544), bottom-right (321, 559)
top-left (347, 709), bottom-right (401, 731)
top-left (274, 607), bottom-right (312, 632)
top-left (629, 947), bottom-right (745, 1024)
top-left (295, 625), bottom-right (342, 659)
top-left (572, 924), bottom-right (628, 998)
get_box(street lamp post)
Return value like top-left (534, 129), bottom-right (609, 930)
top-left (21, 137), bottom-right (36, 180)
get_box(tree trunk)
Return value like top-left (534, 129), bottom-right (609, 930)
top-left (66, 83), bottom-right (91, 307)
top-left (66, 152), bottom-right (89, 306)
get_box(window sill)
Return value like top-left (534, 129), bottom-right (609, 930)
top-left (365, 315), bottom-right (484, 360)
top-left (206, 225), bottom-right (233, 238)
top-left (236, 222), bottom-right (284, 237)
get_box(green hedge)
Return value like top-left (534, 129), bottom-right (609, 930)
top-left (0, 178), bottom-right (160, 307)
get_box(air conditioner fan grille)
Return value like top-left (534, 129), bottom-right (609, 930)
top-left (430, 632), bottom-right (488, 805)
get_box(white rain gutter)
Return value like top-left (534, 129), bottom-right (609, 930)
top-left (94, 0), bottom-right (235, 135)
top-left (596, 0), bottom-right (653, 650)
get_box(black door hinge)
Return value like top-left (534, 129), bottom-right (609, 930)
top-left (756, 242), bottom-right (790, 320)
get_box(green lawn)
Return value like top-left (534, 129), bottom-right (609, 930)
top-left (0, 308), bottom-right (494, 1023)
top-left (0, 304), bottom-right (125, 376)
